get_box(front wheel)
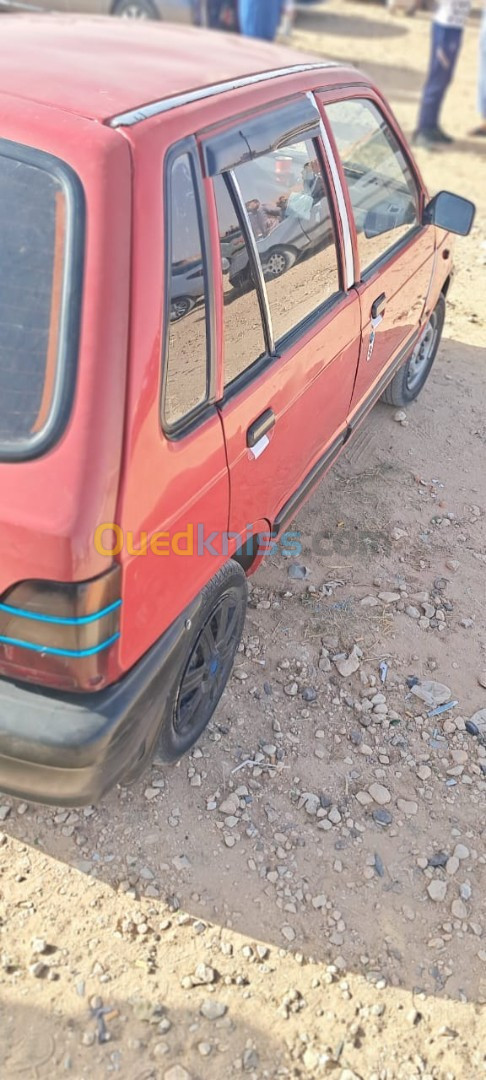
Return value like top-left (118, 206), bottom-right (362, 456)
top-left (155, 561), bottom-right (247, 763)
top-left (381, 294), bottom-right (445, 407)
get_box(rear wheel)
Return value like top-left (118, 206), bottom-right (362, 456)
top-left (155, 561), bottom-right (247, 763)
top-left (261, 246), bottom-right (296, 280)
top-left (113, 0), bottom-right (158, 18)
top-left (381, 295), bottom-right (445, 407)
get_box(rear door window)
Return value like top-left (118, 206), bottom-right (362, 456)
top-left (0, 143), bottom-right (83, 459)
top-left (232, 137), bottom-right (341, 342)
top-left (326, 98), bottom-right (420, 275)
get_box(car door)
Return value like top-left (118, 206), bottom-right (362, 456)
top-left (200, 95), bottom-right (361, 541)
top-left (320, 93), bottom-right (436, 416)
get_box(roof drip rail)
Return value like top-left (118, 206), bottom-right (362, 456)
top-left (109, 63), bottom-right (337, 129)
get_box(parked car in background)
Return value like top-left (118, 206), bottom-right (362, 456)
top-left (2, 0), bottom-right (195, 20)
top-left (0, 16), bottom-right (474, 806)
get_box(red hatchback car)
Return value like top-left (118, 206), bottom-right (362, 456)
top-left (0, 17), bottom-right (474, 806)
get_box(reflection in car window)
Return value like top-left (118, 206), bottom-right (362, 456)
top-left (213, 174), bottom-right (266, 387)
top-left (0, 153), bottom-right (67, 449)
top-left (233, 138), bottom-right (340, 342)
top-left (165, 152), bottom-right (208, 428)
top-left (326, 99), bottom-right (419, 274)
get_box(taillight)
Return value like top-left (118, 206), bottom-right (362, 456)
top-left (0, 566), bottom-right (121, 692)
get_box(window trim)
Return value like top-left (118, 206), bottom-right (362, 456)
top-left (161, 137), bottom-right (215, 439)
top-left (0, 138), bottom-right (85, 463)
top-left (324, 95), bottom-right (424, 281)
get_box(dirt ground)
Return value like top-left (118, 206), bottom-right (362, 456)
top-left (1, 4), bottom-right (486, 1078)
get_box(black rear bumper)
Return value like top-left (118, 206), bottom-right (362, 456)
top-left (0, 594), bottom-right (200, 807)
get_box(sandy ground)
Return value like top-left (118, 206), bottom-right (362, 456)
top-left (1, 4), bottom-right (486, 1078)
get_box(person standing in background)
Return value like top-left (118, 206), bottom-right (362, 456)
top-left (413, 0), bottom-right (471, 148)
top-left (238, 0), bottom-right (285, 41)
top-left (470, 3), bottom-right (486, 135)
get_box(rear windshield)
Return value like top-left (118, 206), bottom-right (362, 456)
top-left (0, 142), bottom-right (83, 460)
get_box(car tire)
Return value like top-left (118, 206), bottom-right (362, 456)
top-left (261, 246), bottom-right (296, 280)
top-left (381, 294), bottom-right (445, 407)
top-left (113, 0), bottom-right (158, 18)
top-left (170, 296), bottom-right (194, 321)
top-left (154, 561), bottom-right (248, 763)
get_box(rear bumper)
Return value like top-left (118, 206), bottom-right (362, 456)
top-left (0, 593), bottom-right (200, 807)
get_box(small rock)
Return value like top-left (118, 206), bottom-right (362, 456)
top-left (281, 924), bottom-right (295, 942)
top-left (428, 852), bottom-right (448, 869)
top-left (428, 880), bottom-right (447, 903)
top-left (288, 564), bottom-right (311, 580)
top-left (453, 844), bottom-right (470, 861)
top-left (373, 808), bottom-right (393, 826)
top-left (446, 856), bottom-right (460, 876)
top-left (0, 806), bottom-right (11, 822)
top-left (394, 410), bottom-right (407, 422)
top-left (478, 672), bottom-right (486, 689)
top-left (397, 799), bottom-right (418, 816)
top-left (200, 1000), bottom-right (227, 1020)
top-left (368, 783), bottom-right (391, 806)
top-left (468, 709), bottom-right (486, 736)
top-left (219, 794), bottom-right (240, 815)
top-left (416, 765), bottom-right (431, 781)
top-left (390, 527), bottom-right (407, 541)
top-left (193, 963), bottom-right (216, 985)
top-left (451, 899), bottom-right (467, 920)
top-left (31, 938), bottom-right (48, 955)
top-left (378, 591), bottom-right (401, 603)
top-left (29, 961), bottom-right (47, 978)
top-left (405, 606), bottom-right (421, 620)
top-left (334, 645), bottom-right (362, 678)
top-left (243, 1048), bottom-right (259, 1071)
top-left (164, 1068), bottom-right (192, 1080)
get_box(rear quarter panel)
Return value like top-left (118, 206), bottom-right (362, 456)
top-left (0, 101), bottom-right (130, 599)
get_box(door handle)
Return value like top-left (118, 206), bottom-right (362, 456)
top-left (371, 293), bottom-right (386, 323)
top-left (247, 408), bottom-right (275, 448)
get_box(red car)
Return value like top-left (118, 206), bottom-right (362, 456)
top-left (0, 16), bottom-right (474, 805)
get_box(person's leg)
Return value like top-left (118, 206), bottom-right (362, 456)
top-left (475, 13), bottom-right (486, 130)
top-left (416, 24), bottom-right (462, 139)
top-left (238, 0), bottom-right (282, 39)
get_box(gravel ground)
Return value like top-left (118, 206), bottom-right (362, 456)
top-left (1, 3), bottom-right (486, 1078)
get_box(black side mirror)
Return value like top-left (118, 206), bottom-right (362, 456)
top-left (423, 191), bottom-right (475, 236)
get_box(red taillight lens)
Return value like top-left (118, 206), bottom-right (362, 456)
top-left (0, 566), bottom-right (121, 692)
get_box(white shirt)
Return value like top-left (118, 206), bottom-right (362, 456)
top-left (434, 0), bottom-right (471, 29)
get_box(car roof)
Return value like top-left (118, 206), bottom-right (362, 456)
top-left (0, 15), bottom-right (363, 125)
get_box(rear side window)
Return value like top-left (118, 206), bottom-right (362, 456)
top-left (163, 151), bottom-right (209, 430)
top-left (0, 142), bottom-right (83, 460)
top-left (233, 137), bottom-right (341, 342)
top-left (326, 99), bottom-right (419, 275)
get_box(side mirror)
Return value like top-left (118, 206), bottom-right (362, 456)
top-left (423, 191), bottom-right (475, 236)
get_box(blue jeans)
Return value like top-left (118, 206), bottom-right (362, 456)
top-left (238, 0), bottom-right (283, 40)
top-left (418, 22), bottom-right (463, 132)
